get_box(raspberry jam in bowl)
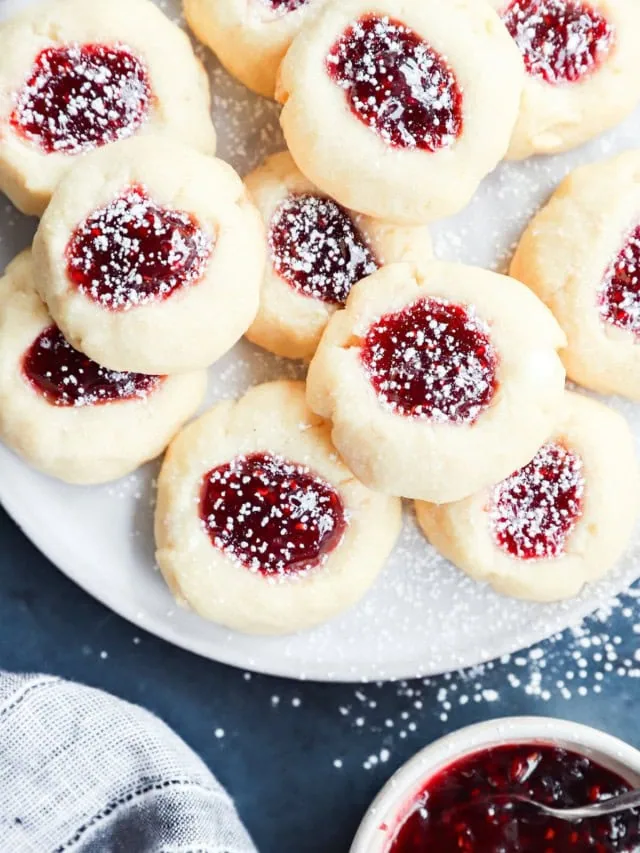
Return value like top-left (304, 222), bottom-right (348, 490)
top-left (350, 718), bottom-right (640, 853)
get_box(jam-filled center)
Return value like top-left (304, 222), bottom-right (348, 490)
top-left (22, 325), bottom-right (161, 407)
top-left (389, 743), bottom-right (640, 853)
top-left (326, 15), bottom-right (463, 151)
top-left (598, 223), bottom-right (640, 338)
top-left (260, 0), bottom-right (308, 13)
top-left (199, 452), bottom-right (347, 577)
top-left (360, 297), bottom-right (498, 424)
top-left (65, 185), bottom-right (213, 312)
top-left (490, 441), bottom-right (585, 560)
top-left (11, 43), bottom-right (151, 155)
top-left (502, 0), bottom-right (614, 84)
top-left (269, 193), bottom-right (378, 305)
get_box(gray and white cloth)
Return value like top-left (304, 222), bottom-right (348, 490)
top-left (0, 673), bottom-right (257, 853)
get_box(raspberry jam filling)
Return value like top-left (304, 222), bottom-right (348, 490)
top-left (269, 193), bottom-right (378, 305)
top-left (11, 44), bottom-right (151, 155)
top-left (389, 743), bottom-right (640, 852)
top-left (199, 452), bottom-right (347, 577)
top-left (490, 442), bottom-right (585, 560)
top-left (326, 15), bottom-right (463, 151)
top-left (360, 297), bottom-right (498, 424)
top-left (261, 0), bottom-right (308, 13)
top-left (65, 184), bottom-right (213, 311)
top-left (502, 0), bottom-right (614, 84)
top-left (22, 325), bottom-right (161, 407)
top-left (598, 224), bottom-right (640, 338)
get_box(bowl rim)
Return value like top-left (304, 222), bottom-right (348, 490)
top-left (350, 715), bottom-right (640, 853)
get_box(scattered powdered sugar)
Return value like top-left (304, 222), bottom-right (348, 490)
top-left (65, 185), bottom-right (213, 311)
top-left (200, 452), bottom-right (348, 578)
top-left (360, 297), bottom-right (498, 424)
top-left (490, 442), bottom-right (585, 560)
top-left (502, 0), bottom-right (614, 84)
top-left (23, 326), bottom-right (161, 408)
top-left (105, 470), bottom-right (146, 501)
top-left (269, 194), bottom-right (378, 305)
top-left (0, 0), bottom-right (639, 683)
top-left (262, 0), bottom-right (308, 14)
top-left (326, 15), bottom-right (463, 151)
top-left (598, 223), bottom-right (640, 338)
top-left (252, 588), bottom-right (640, 773)
top-left (155, 0), bottom-right (285, 172)
top-left (11, 43), bottom-right (150, 154)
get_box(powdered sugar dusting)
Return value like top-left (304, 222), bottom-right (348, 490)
top-left (490, 442), bottom-right (585, 560)
top-left (326, 15), bottom-right (463, 151)
top-left (242, 591), bottom-right (640, 774)
top-left (11, 43), bottom-right (150, 154)
top-left (200, 452), bottom-right (347, 578)
top-left (0, 0), bottom-right (639, 682)
top-left (66, 185), bottom-right (213, 311)
top-left (261, 0), bottom-right (308, 13)
top-left (360, 297), bottom-right (498, 424)
top-left (599, 224), bottom-right (640, 338)
top-left (269, 193), bottom-right (378, 305)
top-left (22, 325), bottom-right (161, 408)
top-left (502, 0), bottom-right (614, 85)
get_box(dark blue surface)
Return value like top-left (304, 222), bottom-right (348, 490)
top-left (1, 506), bottom-right (639, 853)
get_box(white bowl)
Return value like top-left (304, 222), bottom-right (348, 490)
top-left (350, 716), bottom-right (640, 853)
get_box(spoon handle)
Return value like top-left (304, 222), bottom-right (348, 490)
top-left (549, 789), bottom-right (640, 820)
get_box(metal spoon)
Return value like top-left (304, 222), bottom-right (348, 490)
top-left (491, 789), bottom-right (640, 822)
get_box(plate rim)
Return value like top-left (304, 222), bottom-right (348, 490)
top-left (1, 472), bottom-right (637, 683)
top-left (1, 0), bottom-right (638, 679)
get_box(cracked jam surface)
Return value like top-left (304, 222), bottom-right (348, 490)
top-left (23, 325), bottom-right (161, 407)
top-left (599, 224), bottom-right (640, 339)
top-left (12, 44), bottom-right (151, 154)
top-left (490, 442), bottom-right (585, 560)
top-left (502, 0), bottom-right (614, 84)
top-left (389, 743), bottom-right (640, 852)
top-left (326, 15), bottom-right (463, 151)
top-left (360, 297), bottom-right (498, 424)
top-left (269, 193), bottom-right (378, 305)
top-left (65, 185), bottom-right (213, 311)
top-left (199, 452), bottom-right (347, 577)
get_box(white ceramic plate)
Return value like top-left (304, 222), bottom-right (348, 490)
top-left (0, 0), bottom-right (639, 682)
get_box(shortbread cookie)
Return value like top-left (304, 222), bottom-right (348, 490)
top-left (32, 136), bottom-right (264, 375)
top-left (155, 380), bottom-right (402, 634)
top-left (244, 151), bottom-right (433, 359)
top-left (511, 150), bottom-right (640, 399)
top-left (488, 0), bottom-right (640, 158)
top-left (416, 392), bottom-right (638, 601)
top-left (184, 0), bottom-right (326, 99)
top-left (0, 251), bottom-right (206, 485)
top-left (277, 0), bottom-right (524, 224)
top-left (0, 0), bottom-right (216, 216)
top-left (306, 261), bottom-right (566, 503)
